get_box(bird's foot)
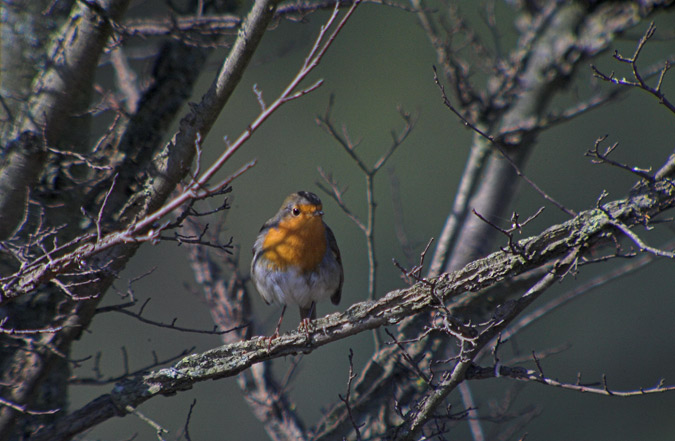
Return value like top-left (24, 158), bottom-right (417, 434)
top-left (299, 318), bottom-right (312, 342)
top-left (266, 330), bottom-right (280, 350)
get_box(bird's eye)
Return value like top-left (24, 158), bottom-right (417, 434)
top-left (292, 207), bottom-right (301, 216)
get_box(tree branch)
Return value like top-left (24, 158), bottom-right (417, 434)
top-left (35, 174), bottom-right (675, 441)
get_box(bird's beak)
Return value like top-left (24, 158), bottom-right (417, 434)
top-left (315, 210), bottom-right (324, 217)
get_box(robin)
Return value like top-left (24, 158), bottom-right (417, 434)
top-left (251, 191), bottom-right (343, 338)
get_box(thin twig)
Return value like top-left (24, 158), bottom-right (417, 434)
top-left (338, 349), bottom-right (364, 440)
top-left (317, 99), bottom-right (415, 350)
top-left (469, 363), bottom-right (675, 397)
top-left (586, 136), bottom-right (654, 181)
top-left (126, 405), bottom-right (169, 439)
top-left (433, 66), bottom-right (576, 217)
top-left (70, 347), bottom-right (195, 385)
top-left (607, 219), bottom-right (675, 258)
top-left (0, 397), bottom-right (59, 416)
top-left (183, 399), bottom-right (197, 441)
top-left (96, 300), bottom-right (247, 335)
top-left (399, 249), bottom-right (581, 441)
top-left (499, 241), bottom-right (672, 342)
top-left (591, 23), bottom-right (674, 114)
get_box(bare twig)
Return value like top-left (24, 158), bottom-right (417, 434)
top-left (70, 347), bottom-right (195, 385)
top-left (126, 405), bottom-right (169, 440)
top-left (591, 23), bottom-right (674, 114)
top-left (499, 242), bottom-right (673, 342)
top-left (607, 218), bottom-right (675, 259)
top-left (0, 317), bottom-right (66, 335)
top-left (399, 250), bottom-right (581, 441)
top-left (317, 167), bottom-right (364, 230)
top-left (183, 399), bottom-right (197, 441)
top-left (467, 363), bottom-right (675, 397)
top-left (339, 349), bottom-right (364, 440)
top-left (317, 101), bottom-right (415, 350)
top-left (586, 136), bottom-right (654, 181)
top-left (96, 173), bottom-right (118, 241)
top-left (433, 66), bottom-right (576, 217)
top-left (472, 207), bottom-right (545, 255)
top-left (317, 101), bottom-right (416, 303)
top-left (96, 299), bottom-right (247, 335)
top-left (393, 237), bottom-right (435, 286)
top-left (0, 397), bottom-right (59, 416)
top-left (388, 168), bottom-right (418, 265)
top-left (384, 329), bottom-right (432, 385)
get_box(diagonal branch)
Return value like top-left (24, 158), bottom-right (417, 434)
top-left (34, 173), bottom-right (675, 441)
top-left (398, 249), bottom-right (580, 440)
top-left (312, 171), bottom-right (675, 440)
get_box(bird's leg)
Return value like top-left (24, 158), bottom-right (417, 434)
top-left (267, 305), bottom-right (287, 348)
top-left (299, 302), bottom-right (316, 341)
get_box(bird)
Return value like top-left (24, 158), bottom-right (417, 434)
top-left (251, 191), bottom-right (343, 339)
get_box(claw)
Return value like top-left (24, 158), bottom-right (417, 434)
top-left (299, 317), bottom-right (312, 341)
top-left (266, 331), bottom-right (279, 350)
top-left (299, 302), bottom-right (316, 342)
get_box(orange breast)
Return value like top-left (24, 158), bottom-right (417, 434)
top-left (262, 215), bottom-right (327, 273)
